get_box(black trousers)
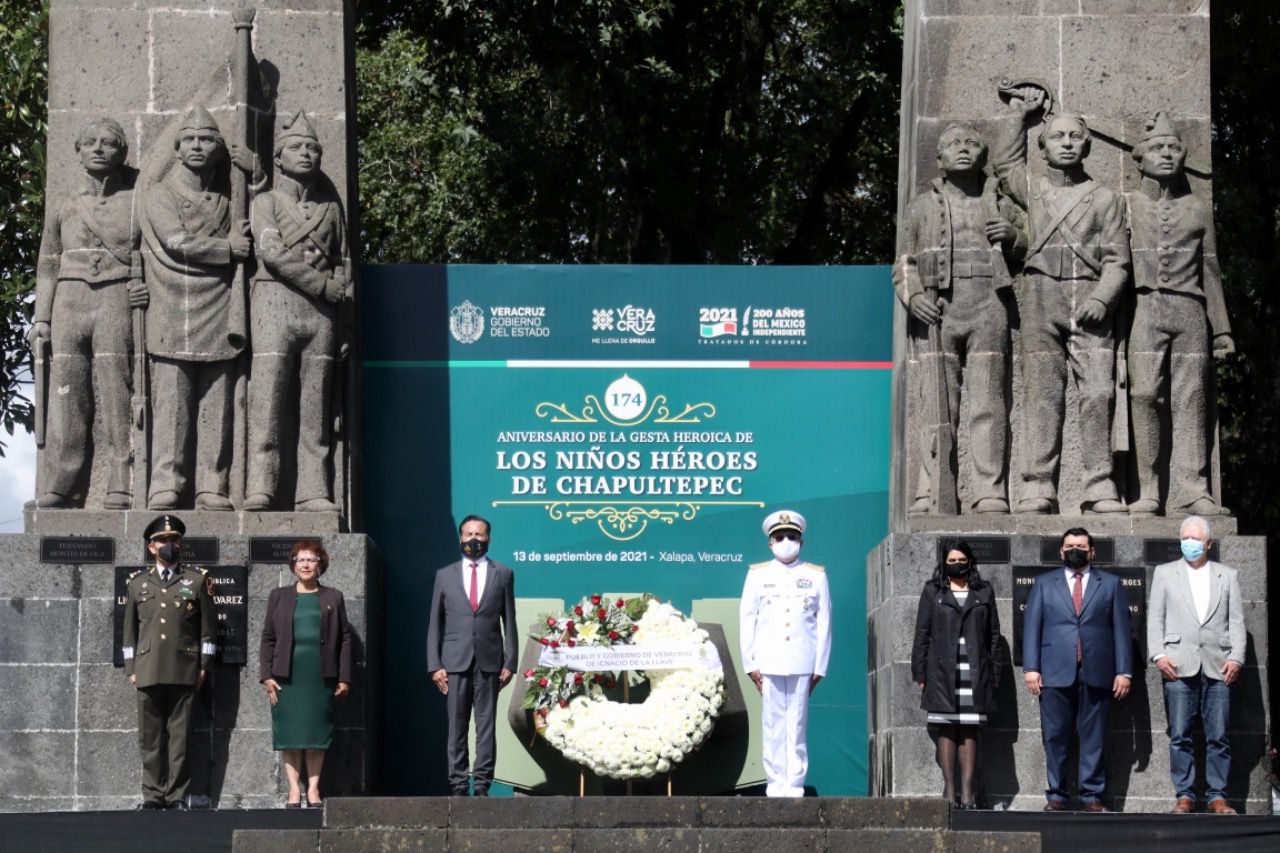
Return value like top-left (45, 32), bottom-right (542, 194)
top-left (446, 664), bottom-right (499, 794)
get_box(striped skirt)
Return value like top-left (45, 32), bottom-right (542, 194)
top-left (927, 637), bottom-right (986, 726)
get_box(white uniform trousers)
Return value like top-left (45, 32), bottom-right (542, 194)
top-left (761, 673), bottom-right (811, 797)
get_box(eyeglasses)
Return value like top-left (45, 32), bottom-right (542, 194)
top-left (772, 532), bottom-right (800, 542)
top-left (293, 557), bottom-right (320, 564)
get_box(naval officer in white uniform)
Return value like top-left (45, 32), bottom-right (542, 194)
top-left (739, 509), bottom-right (832, 797)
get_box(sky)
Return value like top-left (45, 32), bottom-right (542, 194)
top-left (0, 414), bottom-right (35, 533)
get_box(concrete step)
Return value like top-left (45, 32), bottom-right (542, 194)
top-left (233, 797), bottom-right (1041, 852)
top-left (233, 825), bottom-right (1041, 853)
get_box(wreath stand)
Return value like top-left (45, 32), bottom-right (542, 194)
top-left (576, 677), bottom-right (674, 797)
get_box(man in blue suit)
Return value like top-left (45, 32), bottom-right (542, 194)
top-left (1023, 527), bottom-right (1133, 811)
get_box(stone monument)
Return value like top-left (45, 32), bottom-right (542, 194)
top-left (1, 1), bottom-right (379, 812)
top-left (871, 0), bottom-right (1270, 813)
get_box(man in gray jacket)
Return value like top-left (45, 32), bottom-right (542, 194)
top-left (1147, 515), bottom-right (1246, 814)
top-left (426, 515), bottom-right (517, 795)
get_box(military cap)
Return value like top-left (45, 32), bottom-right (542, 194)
top-left (275, 109), bottom-right (320, 153)
top-left (180, 104), bottom-right (221, 133)
top-left (1140, 111), bottom-right (1181, 143)
top-left (143, 514), bottom-right (186, 541)
top-left (762, 510), bottom-right (806, 537)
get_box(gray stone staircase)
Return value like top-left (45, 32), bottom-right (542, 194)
top-left (232, 796), bottom-right (1040, 852)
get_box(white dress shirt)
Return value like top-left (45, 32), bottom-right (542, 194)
top-left (461, 557), bottom-right (489, 603)
top-left (1185, 561), bottom-right (1212, 624)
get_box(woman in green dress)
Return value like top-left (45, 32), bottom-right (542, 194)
top-left (260, 540), bottom-right (352, 807)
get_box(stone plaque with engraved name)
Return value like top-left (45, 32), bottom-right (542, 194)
top-left (935, 535), bottom-right (1011, 564)
top-left (1143, 538), bottom-right (1220, 565)
top-left (249, 537), bottom-right (299, 563)
top-left (40, 536), bottom-right (115, 564)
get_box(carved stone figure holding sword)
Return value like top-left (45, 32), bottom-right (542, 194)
top-left (895, 122), bottom-right (1026, 515)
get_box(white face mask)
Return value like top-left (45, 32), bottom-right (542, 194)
top-left (771, 539), bottom-right (801, 563)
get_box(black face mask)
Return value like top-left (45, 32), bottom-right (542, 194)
top-left (461, 538), bottom-right (489, 559)
top-left (944, 562), bottom-right (970, 578)
top-left (158, 542), bottom-right (181, 565)
top-left (1063, 548), bottom-right (1090, 570)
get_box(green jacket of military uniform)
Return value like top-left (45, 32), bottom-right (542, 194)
top-left (123, 564), bottom-right (217, 686)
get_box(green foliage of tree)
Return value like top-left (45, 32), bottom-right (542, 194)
top-left (1212, 6), bottom-right (1280, 538)
top-left (354, 0), bottom-right (902, 264)
top-left (0, 1), bottom-right (45, 454)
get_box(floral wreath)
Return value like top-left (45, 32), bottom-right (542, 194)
top-left (522, 593), bottom-right (725, 779)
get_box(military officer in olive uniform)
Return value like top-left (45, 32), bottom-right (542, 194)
top-left (739, 510), bottom-right (832, 797)
top-left (122, 514), bottom-right (217, 809)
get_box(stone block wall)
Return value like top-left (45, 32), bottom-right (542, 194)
top-left (0, 532), bottom-right (380, 811)
top-left (868, 531), bottom-right (1270, 812)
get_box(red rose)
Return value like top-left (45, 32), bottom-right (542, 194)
top-left (565, 620), bottom-right (575, 631)
top-left (574, 673), bottom-right (584, 684)
top-left (615, 598), bottom-right (625, 608)
top-left (608, 630), bottom-right (619, 640)
top-left (523, 669), bottom-right (534, 678)
top-left (591, 594), bottom-right (601, 605)
top-left (574, 605), bottom-right (584, 616)
top-left (538, 707), bottom-right (549, 718)
top-left (539, 637), bottom-right (550, 646)
top-left (549, 640), bottom-right (560, 649)
top-left (567, 639), bottom-right (576, 647)
top-left (546, 616), bottom-right (556, 627)
top-left (538, 677), bottom-right (549, 687)
top-left (597, 608), bottom-right (607, 620)
top-left (593, 673), bottom-right (603, 683)
top-left (606, 678), bottom-right (617, 689)
top-left (559, 699), bottom-right (569, 708)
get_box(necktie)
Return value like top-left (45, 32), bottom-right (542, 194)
top-left (1072, 571), bottom-right (1084, 663)
top-left (469, 562), bottom-right (479, 612)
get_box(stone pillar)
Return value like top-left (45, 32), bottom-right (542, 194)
top-left (0, 531), bottom-right (381, 811)
top-left (875, 4), bottom-right (1270, 810)
top-left (868, 531), bottom-right (1269, 812)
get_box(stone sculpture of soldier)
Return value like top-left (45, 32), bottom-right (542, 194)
top-left (140, 105), bottom-right (262, 511)
top-left (994, 87), bottom-right (1131, 515)
top-left (30, 117), bottom-right (145, 509)
top-left (895, 122), bottom-right (1027, 515)
top-left (1125, 112), bottom-right (1233, 517)
top-left (243, 111), bottom-right (350, 513)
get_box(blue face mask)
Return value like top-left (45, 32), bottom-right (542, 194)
top-left (1180, 538), bottom-right (1206, 561)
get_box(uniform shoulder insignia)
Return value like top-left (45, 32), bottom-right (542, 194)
top-left (750, 561), bottom-right (771, 570)
top-left (807, 563), bottom-right (825, 573)
top-left (127, 569), bottom-right (145, 582)
top-left (197, 566), bottom-right (208, 575)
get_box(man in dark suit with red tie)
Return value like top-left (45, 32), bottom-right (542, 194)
top-left (426, 515), bottom-right (518, 795)
top-left (1022, 527), bottom-right (1133, 812)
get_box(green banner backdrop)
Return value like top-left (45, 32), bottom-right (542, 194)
top-left (361, 264), bottom-right (892, 795)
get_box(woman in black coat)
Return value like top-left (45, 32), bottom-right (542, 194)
top-left (911, 539), bottom-right (1002, 809)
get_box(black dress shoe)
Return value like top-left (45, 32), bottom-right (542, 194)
top-left (137, 802), bottom-right (164, 811)
top-left (167, 801), bottom-right (189, 811)
top-left (305, 797), bottom-right (323, 809)
top-left (285, 801), bottom-right (302, 809)
top-left (959, 802), bottom-right (980, 810)
top-left (472, 788), bottom-right (489, 797)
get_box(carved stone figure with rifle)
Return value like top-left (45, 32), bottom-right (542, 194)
top-left (140, 105), bottom-right (263, 511)
top-left (994, 86), bottom-right (1131, 515)
top-left (30, 117), bottom-right (145, 509)
top-left (244, 111), bottom-right (351, 513)
top-left (895, 122), bottom-right (1027, 515)
top-left (1125, 112), bottom-right (1234, 518)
